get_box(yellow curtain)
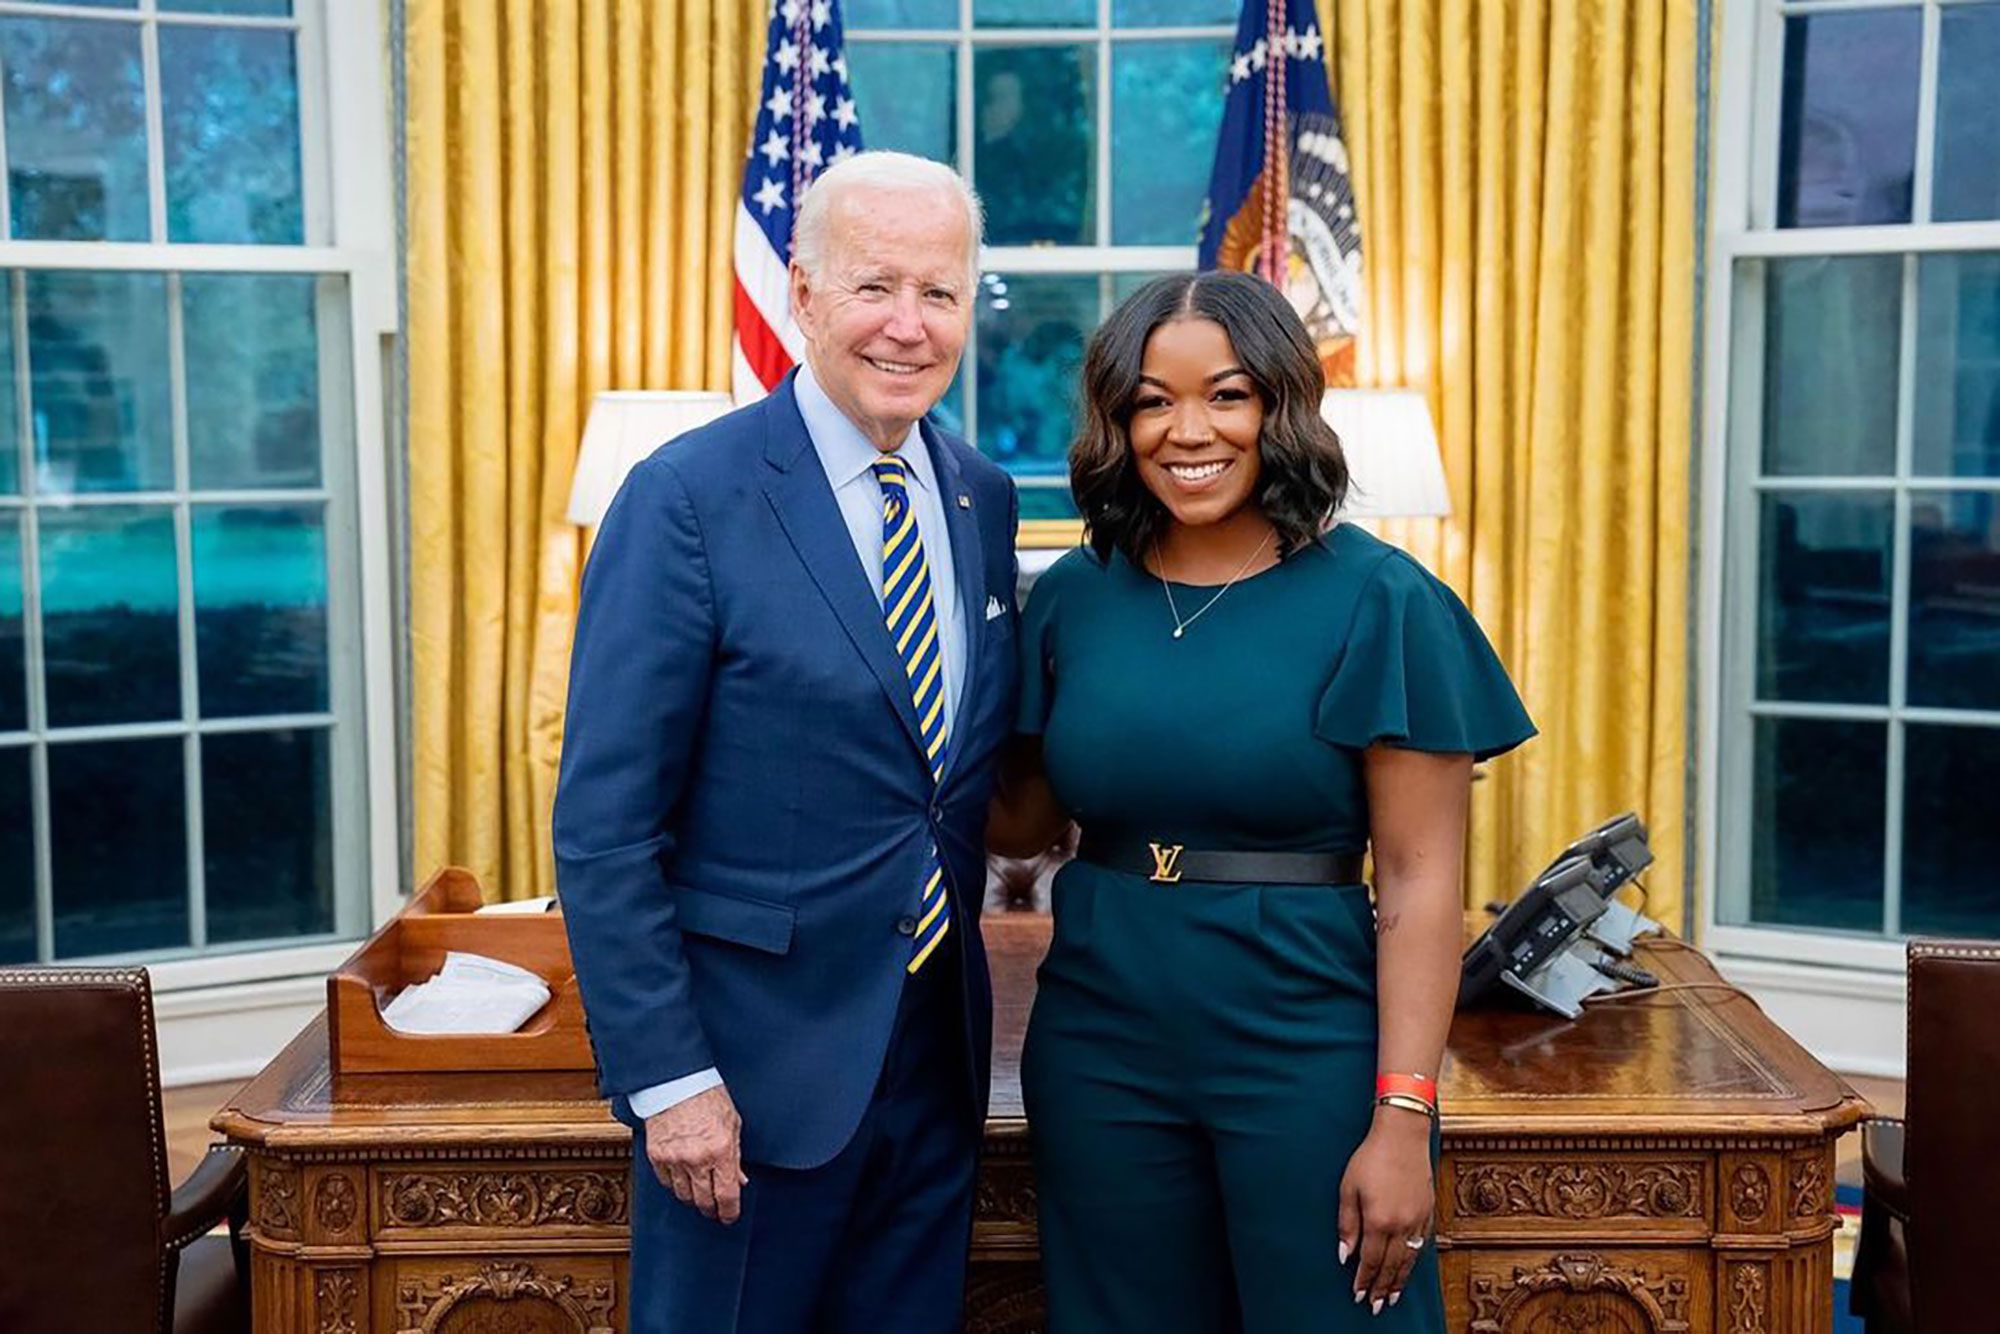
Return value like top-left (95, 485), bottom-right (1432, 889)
top-left (404, 0), bottom-right (764, 899)
top-left (1321, 0), bottom-right (1698, 928)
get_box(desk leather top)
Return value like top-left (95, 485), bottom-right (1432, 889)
top-left (215, 915), bottom-right (1867, 1151)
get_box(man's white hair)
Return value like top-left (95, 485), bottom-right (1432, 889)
top-left (793, 151), bottom-right (984, 285)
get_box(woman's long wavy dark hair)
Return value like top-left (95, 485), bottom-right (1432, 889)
top-left (1070, 270), bottom-right (1348, 567)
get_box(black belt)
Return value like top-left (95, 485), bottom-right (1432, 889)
top-left (1076, 832), bottom-right (1365, 886)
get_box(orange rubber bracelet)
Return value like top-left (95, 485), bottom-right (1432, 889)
top-left (1376, 1072), bottom-right (1438, 1106)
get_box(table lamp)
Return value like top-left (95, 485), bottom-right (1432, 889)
top-left (1321, 388), bottom-right (1450, 519)
top-left (565, 390), bottom-right (733, 527)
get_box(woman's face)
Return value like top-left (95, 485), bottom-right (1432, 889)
top-left (1127, 316), bottom-right (1266, 531)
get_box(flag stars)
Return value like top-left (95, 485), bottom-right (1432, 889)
top-left (780, 0), bottom-right (804, 23)
top-left (810, 0), bottom-right (831, 27)
top-left (1230, 51), bottom-right (1252, 83)
top-left (775, 42), bottom-right (801, 73)
top-left (833, 96), bottom-right (858, 131)
top-left (1248, 38), bottom-right (1268, 72)
top-left (833, 53), bottom-right (849, 82)
top-left (753, 177), bottom-right (788, 215)
top-left (805, 87), bottom-right (827, 125)
top-left (766, 83), bottom-right (793, 121)
top-left (830, 142), bottom-right (857, 165)
top-left (801, 139), bottom-right (825, 169)
top-left (759, 128), bottom-right (789, 166)
top-left (807, 45), bottom-right (831, 78)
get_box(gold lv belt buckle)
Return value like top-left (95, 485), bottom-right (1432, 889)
top-left (1148, 842), bottom-right (1185, 884)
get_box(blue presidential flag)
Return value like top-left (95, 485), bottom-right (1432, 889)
top-left (1197, 0), bottom-right (1362, 385)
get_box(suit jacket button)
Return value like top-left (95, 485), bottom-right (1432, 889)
top-left (896, 915), bottom-right (919, 937)
top-left (930, 804), bottom-right (944, 823)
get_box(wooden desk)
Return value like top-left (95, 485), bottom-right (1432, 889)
top-left (217, 916), bottom-right (1866, 1333)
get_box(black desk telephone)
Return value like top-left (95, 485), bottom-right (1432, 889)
top-left (1458, 813), bottom-right (1661, 1018)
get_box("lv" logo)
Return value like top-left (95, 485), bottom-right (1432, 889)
top-left (1148, 843), bottom-right (1185, 884)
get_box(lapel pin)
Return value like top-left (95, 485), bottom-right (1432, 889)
top-left (957, 494), bottom-right (971, 509)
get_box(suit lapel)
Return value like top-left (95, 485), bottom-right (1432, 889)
top-left (927, 424), bottom-right (988, 787)
top-left (759, 379), bottom-right (927, 761)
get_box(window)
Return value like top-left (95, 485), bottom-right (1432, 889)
top-left (1705, 0), bottom-right (2000, 969)
top-left (847, 0), bottom-right (1233, 531)
top-left (0, 0), bottom-right (392, 974)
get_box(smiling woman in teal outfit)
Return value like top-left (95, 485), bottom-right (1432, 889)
top-left (989, 271), bottom-right (1535, 1331)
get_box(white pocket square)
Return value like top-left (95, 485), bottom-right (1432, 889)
top-left (984, 595), bottom-right (1007, 621)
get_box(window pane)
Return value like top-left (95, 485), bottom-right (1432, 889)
top-left (846, 0), bottom-right (953, 28)
top-left (1776, 10), bottom-right (1919, 228)
top-left (194, 504), bottom-right (327, 717)
top-left (1112, 270), bottom-right (1170, 308)
top-left (41, 506), bottom-right (179, 727)
top-left (0, 746), bottom-right (29, 963)
top-left (1755, 491), bottom-right (1892, 706)
top-left (930, 364), bottom-right (965, 439)
top-left (160, 25), bottom-right (303, 245)
top-left (0, 297), bottom-right (15, 497)
top-left (975, 47), bottom-right (1094, 245)
top-left (0, 513), bottom-right (22, 732)
top-left (1908, 491), bottom-right (2000, 712)
top-left (1913, 252), bottom-right (2000, 478)
top-left (50, 737), bottom-right (186, 957)
top-left (975, 0), bottom-right (1091, 28)
top-left (27, 271), bottom-right (172, 495)
top-left (1903, 724), bottom-right (2000, 938)
top-left (850, 43), bottom-right (955, 165)
top-left (0, 17), bottom-right (148, 241)
top-left (1757, 256), bottom-right (1900, 477)
top-left (1115, 0), bottom-right (1233, 27)
top-left (1019, 480), bottom-right (1080, 522)
top-left (1740, 717), bottom-right (1885, 933)
top-left (185, 274), bottom-right (323, 488)
top-left (203, 728), bottom-right (331, 944)
top-left (977, 271), bottom-right (1092, 481)
top-left (1934, 3), bottom-right (2000, 223)
top-left (1112, 40), bottom-right (1228, 245)
top-left (162, 1), bottom-right (292, 15)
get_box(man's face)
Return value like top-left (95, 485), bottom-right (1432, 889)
top-left (791, 188), bottom-right (973, 453)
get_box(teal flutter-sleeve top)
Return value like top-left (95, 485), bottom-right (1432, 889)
top-left (1016, 524), bottom-right (1535, 855)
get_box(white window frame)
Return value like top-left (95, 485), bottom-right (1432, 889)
top-left (0, 0), bottom-right (399, 995)
top-left (1698, 0), bottom-right (2000, 980)
top-left (849, 0), bottom-right (1233, 525)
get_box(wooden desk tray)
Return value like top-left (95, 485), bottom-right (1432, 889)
top-left (326, 866), bottom-right (594, 1075)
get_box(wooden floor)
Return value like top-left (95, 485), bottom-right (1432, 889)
top-left (163, 1073), bottom-right (1908, 1191)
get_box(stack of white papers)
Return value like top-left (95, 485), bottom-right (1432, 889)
top-left (380, 951), bottom-right (553, 1035)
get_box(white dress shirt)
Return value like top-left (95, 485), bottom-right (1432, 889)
top-left (627, 364), bottom-right (968, 1120)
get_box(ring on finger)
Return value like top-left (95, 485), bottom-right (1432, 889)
top-left (1403, 1235), bottom-right (1426, 1251)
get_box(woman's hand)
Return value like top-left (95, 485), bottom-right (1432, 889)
top-left (1338, 1105), bottom-right (1435, 1314)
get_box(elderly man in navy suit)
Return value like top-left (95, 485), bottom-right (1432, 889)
top-left (554, 151), bottom-right (1017, 1333)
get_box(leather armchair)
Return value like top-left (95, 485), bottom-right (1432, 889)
top-left (0, 967), bottom-right (249, 1334)
top-left (1851, 939), bottom-right (2000, 1333)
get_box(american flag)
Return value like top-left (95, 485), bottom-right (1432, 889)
top-left (733, 0), bottom-right (864, 404)
top-left (1197, 0), bottom-right (1362, 387)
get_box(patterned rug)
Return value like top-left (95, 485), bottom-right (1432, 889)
top-left (1833, 1183), bottom-right (1864, 1332)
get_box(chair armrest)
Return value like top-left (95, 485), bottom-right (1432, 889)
top-left (162, 1145), bottom-right (248, 1255)
top-left (1862, 1116), bottom-right (1907, 1220)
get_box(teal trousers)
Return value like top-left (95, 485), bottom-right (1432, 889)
top-left (1021, 867), bottom-right (1445, 1333)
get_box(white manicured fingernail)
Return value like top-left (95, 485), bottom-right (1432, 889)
top-left (1372, 1298), bottom-right (1384, 1316)
top-left (1390, 1292), bottom-right (1402, 1307)
top-left (1353, 1289), bottom-right (1365, 1303)
top-left (1338, 1241), bottom-right (1351, 1265)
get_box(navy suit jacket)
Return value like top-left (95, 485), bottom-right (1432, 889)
top-left (553, 374), bottom-right (1020, 1171)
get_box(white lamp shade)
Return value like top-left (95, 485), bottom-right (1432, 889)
top-left (566, 390), bottom-right (734, 526)
top-left (1321, 388), bottom-right (1451, 520)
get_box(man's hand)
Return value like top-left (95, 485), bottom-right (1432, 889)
top-left (644, 1085), bottom-right (748, 1224)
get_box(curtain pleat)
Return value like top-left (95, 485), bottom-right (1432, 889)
top-left (406, 0), bottom-right (764, 899)
top-left (1321, 0), bottom-right (1698, 927)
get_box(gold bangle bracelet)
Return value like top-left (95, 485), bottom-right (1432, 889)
top-left (1375, 1092), bottom-right (1438, 1119)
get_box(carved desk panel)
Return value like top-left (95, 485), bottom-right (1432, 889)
top-left (217, 919), bottom-right (1865, 1333)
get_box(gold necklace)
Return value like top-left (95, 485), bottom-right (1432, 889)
top-left (1153, 529), bottom-right (1276, 640)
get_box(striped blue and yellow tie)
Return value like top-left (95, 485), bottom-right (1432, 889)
top-left (873, 455), bottom-right (951, 974)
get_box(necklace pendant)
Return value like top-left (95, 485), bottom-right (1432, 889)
top-left (1172, 626), bottom-right (1184, 639)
